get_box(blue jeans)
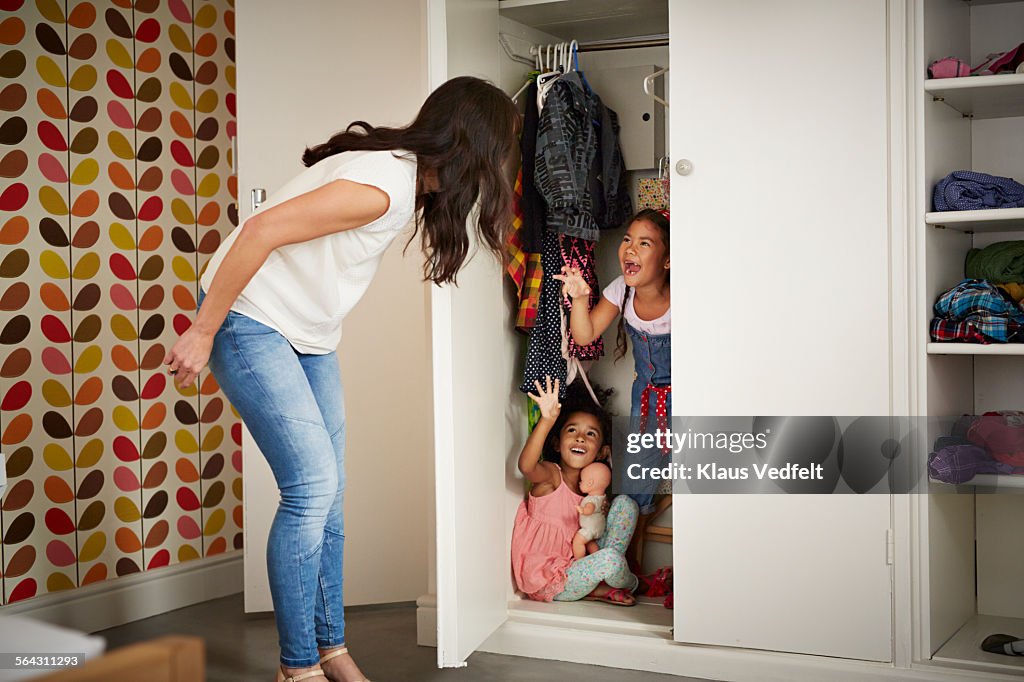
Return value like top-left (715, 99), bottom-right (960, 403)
top-left (199, 291), bottom-right (346, 667)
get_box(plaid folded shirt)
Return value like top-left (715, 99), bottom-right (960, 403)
top-left (930, 278), bottom-right (1024, 343)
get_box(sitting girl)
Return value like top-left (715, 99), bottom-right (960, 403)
top-left (511, 376), bottom-right (640, 606)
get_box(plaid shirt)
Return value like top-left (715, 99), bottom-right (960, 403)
top-left (930, 278), bottom-right (1024, 343)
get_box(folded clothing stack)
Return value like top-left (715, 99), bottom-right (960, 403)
top-left (930, 278), bottom-right (1024, 343)
top-left (929, 413), bottom-right (1024, 483)
top-left (933, 171), bottom-right (1024, 212)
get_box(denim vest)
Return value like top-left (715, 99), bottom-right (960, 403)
top-left (626, 321), bottom-right (671, 417)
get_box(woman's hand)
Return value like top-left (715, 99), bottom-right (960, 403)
top-left (527, 376), bottom-right (561, 421)
top-left (552, 265), bottom-right (591, 300)
top-left (163, 326), bottom-right (214, 389)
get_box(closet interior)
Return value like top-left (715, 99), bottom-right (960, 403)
top-left (496, 0), bottom-right (672, 631)
top-left (920, 0), bottom-right (1024, 674)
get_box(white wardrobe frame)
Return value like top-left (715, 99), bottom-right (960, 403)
top-left (424, 1), bottom-right (1021, 680)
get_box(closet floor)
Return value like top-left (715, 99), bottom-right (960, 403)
top-left (933, 614), bottom-right (1024, 674)
top-left (508, 597), bottom-right (673, 638)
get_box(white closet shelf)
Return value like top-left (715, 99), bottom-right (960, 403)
top-left (925, 73), bottom-right (1024, 120)
top-left (932, 474), bottom-right (1024, 490)
top-left (927, 343), bottom-right (1024, 355)
top-left (926, 207), bottom-right (1024, 233)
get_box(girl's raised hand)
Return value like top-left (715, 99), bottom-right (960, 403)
top-left (552, 265), bottom-right (591, 300)
top-left (527, 376), bottom-right (561, 421)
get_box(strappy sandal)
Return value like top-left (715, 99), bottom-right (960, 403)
top-left (982, 634), bottom-right (1024, 656)
top-left (319, 646), bottom-right (373, 682)
top-left (275, 665), bottom-right (326, 682)
top-left (636, 566), bottom-right (672, 597)
top-left (585, 587), bottom-right (635, 607)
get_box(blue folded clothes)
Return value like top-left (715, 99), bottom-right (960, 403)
top-left (933, 171), bottom-right (1024, 212)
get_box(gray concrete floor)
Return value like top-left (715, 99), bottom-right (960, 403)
top-left (96, 594), bottom-right (706, 681)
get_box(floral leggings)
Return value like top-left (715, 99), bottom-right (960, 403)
top-left (554, 496), bottom-right (640, 601)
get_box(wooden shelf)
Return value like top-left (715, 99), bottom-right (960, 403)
top-left (927, 207), bottom-right (1024, 232)
top-left (928, 343), bottom-right (1024, 355)
top-left (925, 73), bottom-right (1024, 119)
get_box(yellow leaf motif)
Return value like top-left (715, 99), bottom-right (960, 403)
top-left (169, 82), bottom-right (194, 110)
top-left (168, 25), bottom-right (193, 53)
top-left (109, 223), bottom-right (136, 251)
top-left (105, 40), bottom-right (134, 69)
top-left (107, 131), bottom-right (134, 161)
top-left (110, 314), bottom-right (139, 341)
top-left (74, 345), bottom-right (102, 374)
top-left (36, 55), bottom-right (67, 88)
top-left (172, 255), bottom-right (198, 282)
top-left (42, 379), bottom-right (72, 408)
top-left (39, 185), bottom-right (69, 216)
top-left (201, 425), bottom-right (224, 451)
top-left (171, 198), bottom-right (196, 225)
top-left (175, 429), bottom-right (200, 455)
top-left (197, 174), bottom-right (220, 198)
top-left (203, 509), bottom-right (226, 536)
top-left (232, 478), bottom-right (243, 501)
top-left (75, 438), bottom-right (103, 468)
top-left (69, 65), bottom-right (97, 92)
top-left (112, 405), bottom-right (139, 432)
top-left (71, 158), bottom-right (99, 185)
top-left (194, 4), bottom-right (217, 28)
top-left (178, 545), bottom-right (201, 562)
top-left (47, 573), bottom-right (75, 593)
top-left (226, 65), bottom-right (236, 90)
top-left (36, 0), bottom-right (66, 23)
top-left (43, 443), bottom-right (74, 471)
top-left (40, 250), bottom-right (71, 279)
top-left (72, 252), bottom-right (100, 280)
top-left (196, 89), bottom-right (218, 114)
top-left (115, 497), bottom-right (142, 523)
top-left (78, 532), bottom-right (106, 563)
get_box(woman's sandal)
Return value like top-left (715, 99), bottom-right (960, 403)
top-left (319, 646), bottom-right (373, 682)
top-left (585, 587), bottom-right (636, 607)
top-left (275, 666), bottom-right (327, 682)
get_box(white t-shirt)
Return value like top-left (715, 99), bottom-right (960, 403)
top-left (200, 149), bottom-right (417, 354)
top-left (602, 275), bottom-right (671, 335)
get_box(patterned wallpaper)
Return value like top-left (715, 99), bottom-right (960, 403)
top-left (0, 0), bottom-right (241, 605)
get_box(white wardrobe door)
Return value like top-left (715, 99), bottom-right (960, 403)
top-left (429, 0), bottom-right (510, 668)
top-left (670, 0), bottom-right (893, 662)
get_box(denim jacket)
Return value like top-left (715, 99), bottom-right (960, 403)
top-left (535, 72), bottom-right (631, 241)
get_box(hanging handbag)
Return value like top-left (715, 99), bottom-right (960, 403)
top-left (637, 156), bottom-right (669, 210)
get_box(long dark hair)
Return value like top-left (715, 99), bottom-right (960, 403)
top-left (615, 208), bottom-right (670, 361)
top-left (302, 76), bottom-right (519, 286)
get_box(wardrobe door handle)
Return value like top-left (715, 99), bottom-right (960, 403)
top-left (675, 159), bottom-right (693, 176)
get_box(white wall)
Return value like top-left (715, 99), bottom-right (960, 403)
top-left (236, 0), bottom-right (432, 608)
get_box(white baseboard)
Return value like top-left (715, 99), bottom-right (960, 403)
top-left (416, 593), bottom-right (437, 647)
top-left (0, 551), bottom-right (243, 634)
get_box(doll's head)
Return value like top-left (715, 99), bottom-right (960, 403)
top-left (580, 462), bottom-right (611, 496)
top-left (544, 380), bottom-right (613, 471)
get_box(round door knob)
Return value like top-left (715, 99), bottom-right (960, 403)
top-left (675, 159), bottom-right (693, 176)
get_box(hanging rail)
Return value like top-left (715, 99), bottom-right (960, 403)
top-left (576, 34), bottom-right (668, 52)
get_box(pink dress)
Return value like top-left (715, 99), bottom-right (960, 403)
top-left (510, 472), bottom-right (583, 602)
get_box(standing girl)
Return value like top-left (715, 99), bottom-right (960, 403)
top-left (164, 77), bottom-right (518, 682)
top-left (554, 208), bottom-right (671, 570)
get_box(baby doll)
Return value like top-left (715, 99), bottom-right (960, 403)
top-left (573, 461), bottom-right (612, 560)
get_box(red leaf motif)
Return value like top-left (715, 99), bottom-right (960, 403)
top-left (41, 314), bottom-right (72, 343)
top-left (44, 508), bottom-right (76, 535)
